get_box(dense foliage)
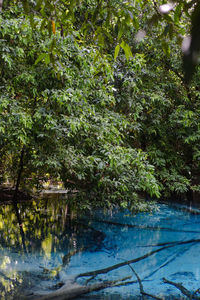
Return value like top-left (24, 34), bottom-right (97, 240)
top-left (0, 0), bottom-right (200, 210)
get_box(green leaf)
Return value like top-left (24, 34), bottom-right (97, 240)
top-left (35, 53), bottom-right (47, 65)
top-left (132, 17), bottom-right (139, 30)
top-left (118, 26), bottom-right (124, 40)
top-left (114, 44), bottom-right (120, 60)
top-left (174, 3), bottom-right (182, 24)
top-left (120, 41), bottom-right (133, 60)
top-left (45, 53), bottom-right (51, 64)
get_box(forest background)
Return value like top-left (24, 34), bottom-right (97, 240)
top-left (1, 0), bottom-right (200, 211)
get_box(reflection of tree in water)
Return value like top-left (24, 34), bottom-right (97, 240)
top-left (37, 210), bottom-right (200, 300)
top-left (0, 197), bottom-right (106, 299)
top-left (1, 200), bottom-right (200, 299)
top-left (0, 198), bottom-right (105, 253)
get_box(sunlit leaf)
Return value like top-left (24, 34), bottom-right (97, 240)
top-left (174, 3), bottom-right (182, 24)
top-left (120, 41), bottom-right (133, 60)
top-left (114, 44), bottom-right (120, 60)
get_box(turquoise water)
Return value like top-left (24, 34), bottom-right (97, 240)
top-left (0, 198), bottom-right (200, 299)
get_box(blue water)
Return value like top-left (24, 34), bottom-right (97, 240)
top-left (1, 198), bottom-right (200, 299)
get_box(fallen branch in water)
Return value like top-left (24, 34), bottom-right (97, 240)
top-left (93, 219), bottom-right (200, 234)
top-left (128, 264), bottom-right (147, 300)
top-left (193, 288), bottom-right (200, 298)
top-left (76, 238), bottom-right (200, 279)
top-left (36, 276), bottom-right (133, 300)
top-left (145, 243), bottom-right (192, 280)
top-left (35, 238), bottom-right (200, 300)
top-left (141, 292), bottom-right (163, 300)
top-left (163, 278), bottom-right (200, 299)
top-left (138, 241), bottom-right (185, 247)
top-left (128, 264), bottom-right (163, 300)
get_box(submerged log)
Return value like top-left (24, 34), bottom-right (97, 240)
top-left (128, 264), bottom-right (147, 300)
top-left (34, 238), bottom-right (200, 299)
top-left (36, 277), bottom-right (133, 300)
top-left (76, 238), bottom-right (200, 279)
top-left (93, 218), bottom-right (200, 234)
top-left (163, 277), bottom-right (200, 299)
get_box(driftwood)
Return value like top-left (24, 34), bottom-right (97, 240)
top-left (128, 263), bottom-right (166, 300)
top-left (128, 266), bottom-right (164, 300)
top-left (163, 277), bottom-right (200, 299)
top-left (145, 242), bottom-right (194, 280)
top-left (128, 264), bottom-right (147, 300)
top-left (76, 238), bottom-right (200, 279)
top-left (141, 292), bottom-right (163, 300)
top-left (34, 237), bottom-right (200, 300)
top-left (36, 276), bottom-right (134, 300)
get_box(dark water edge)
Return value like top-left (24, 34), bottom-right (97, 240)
top-left (1, 195), bottom-right (200, 299)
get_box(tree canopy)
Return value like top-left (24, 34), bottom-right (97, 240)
top-left (2, 0), bottom-right (200, 79)
top-left (1, 0), bottom-right (200, 210)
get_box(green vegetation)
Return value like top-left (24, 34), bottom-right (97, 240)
top-left (0, 0), bottom-right (200, 210)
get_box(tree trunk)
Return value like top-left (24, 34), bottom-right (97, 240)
top-left (0, 0), bottom-right (3, 11)
top-left (13, 146), bottom-right (25, 202)
top-left (12, 146), bottom-right (27, 253)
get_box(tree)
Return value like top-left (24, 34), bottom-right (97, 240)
top-left (1, 0), bottom-right (200, 208)
top-left (1, 0), bottom-right (199, 81)
top-left (0, 4), bottom-right (160, 210)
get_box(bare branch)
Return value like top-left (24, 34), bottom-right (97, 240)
top-left (163, 278), bottom-right (200, 299)
top-left (128, 264), bottom-right (147, 300)
top-left (76, 238), bottom-right (199, 279)
top-left (37, 276), bottom-right (133, 300)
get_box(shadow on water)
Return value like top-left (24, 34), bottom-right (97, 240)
top-left (1, 195), bottom-right (200, 299)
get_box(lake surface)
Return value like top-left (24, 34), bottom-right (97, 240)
top-left (0, 196), bottom-right (200, 299)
